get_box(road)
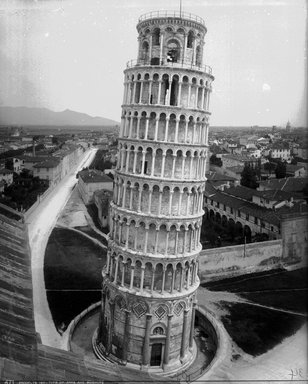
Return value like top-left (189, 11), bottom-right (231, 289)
top-left (27, 148), bottom-right (97, 349)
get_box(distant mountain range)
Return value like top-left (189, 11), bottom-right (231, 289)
top-left (0, 106), bottom-right (119, 126)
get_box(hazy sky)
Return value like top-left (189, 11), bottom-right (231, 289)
top-left (0, 0), bottom-right (307, 126)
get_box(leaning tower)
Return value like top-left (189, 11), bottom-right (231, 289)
top-left (95, 10), bottom-right (214, 374)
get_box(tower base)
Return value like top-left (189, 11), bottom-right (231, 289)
top-left (92, 327), bottom-right (197, 376)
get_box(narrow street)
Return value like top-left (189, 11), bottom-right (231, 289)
top-left (26, 148), bottom-right (97, 349)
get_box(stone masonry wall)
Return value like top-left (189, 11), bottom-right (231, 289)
top-left (198, 239), bottom-right (283, 282)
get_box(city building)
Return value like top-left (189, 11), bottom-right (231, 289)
top-left (78, 169), bottom-right (113, 204)
top-left (32, 158), bottom-right (62, 186)
top-left (94, 10), bottom-right (213, 374)
top-left (0, 168), bottom-right (14, 186)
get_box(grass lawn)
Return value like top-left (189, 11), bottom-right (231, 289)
top-left (202, 268), bottom-right (308, 313)
top-left (220, 302), bottom-right (306, 356)
top-left (44, 227), bottom-right (106, 330)
top-left (202, 268), bottom-right (308, 292)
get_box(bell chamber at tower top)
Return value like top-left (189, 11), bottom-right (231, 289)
top-left (130, 11), bottom-right (212, 74)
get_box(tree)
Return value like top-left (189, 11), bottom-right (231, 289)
top-left (210, 154), bottom-right (222, 167)
top-left (240, 164), bottom-right (258, 189)
top-left (264, 161), bottom-right (276, 175)
top-left (275, 161), bottom-right (287, 179)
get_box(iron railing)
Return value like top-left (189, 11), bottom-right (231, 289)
top-left (138, 10), bottom-right (205, 26)
top-left (126, 58), bottom-right (213, 75)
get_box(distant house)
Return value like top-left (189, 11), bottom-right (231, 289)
top-left (221, 153), bottom-right (259, 169)
top-left (286, 164), bottom-right (306, 178)
top-left (0, 168), bottom-right (13, 186)
top-left (258, 177), bottom-right (308, 193)
top-left (270, 142), bottom-right (291, 162)
top-left (33, 158), bottom-right (61, 186)
top-left (78, 169), bottom-right (113, 204)
top-left (93, 189), bottom-right (113, 228)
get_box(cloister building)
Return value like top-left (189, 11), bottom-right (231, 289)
top-left (94, 11), bottom-right (214, 375)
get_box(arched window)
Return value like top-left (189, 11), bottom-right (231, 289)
top-left (187, 30), bottom-right (194, 48)
top-left (153, 326), bottom-right (164, 335)
top-left (153, 28), bottom-right (160, 45)
top-left (141, 41), bottom-right (149, 62)
top-left (166, 39), bottom-right (180, 63)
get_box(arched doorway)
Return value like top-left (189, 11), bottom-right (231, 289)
top-left (150, 343), bottom-right (163, 366)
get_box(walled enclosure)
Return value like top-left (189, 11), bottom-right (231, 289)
top-left (95, 11), bottom-right (214, 374)
top-left (198, 240), bottom-right (283, 282)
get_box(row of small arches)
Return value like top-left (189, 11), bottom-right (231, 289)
top-left (106, 253), bottom-right (199, 293)
top-left (125, 72), bottom-right (211, 87)
top-left (112, 181), bottom-right (204, 218)
top-left (109, 217), bottom-right (202, 256)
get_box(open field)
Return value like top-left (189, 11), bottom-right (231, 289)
top-left (202, 268), bottom-right (308, 313)
top-left (44, 227), bottom-right (106, 330)
top-left (220, 301), bottom-right (306, 356)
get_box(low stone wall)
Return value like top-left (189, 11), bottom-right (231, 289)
top-left (24, 186), bottom-right (53, 220)
top-left (66, 301), bottom-right (101, 350)
top-left (198, 239), bottom-right (283, 283)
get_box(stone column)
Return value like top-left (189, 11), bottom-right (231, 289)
top-left (130, 265), bottom-right (135, 289)
top-left (132, 81), bottom-right (137, 104)
top-left (125, 223), bottom-right (130, 249)
top-left (184, 120), bottom-right (189, 143)
top-left (163, 314), bottom-right (173, 366)
top-left (171, 266), bottom-right (176, 293)
top-left (149, 35), bottom-right (153, 61)
top-left (122, 184), bottom-right (126, 208)
top-left (189, 303), bottom-right (196, 349)
top-left (194, 86), bottom-right (198, 109)
top-left (161, 152), bottom-right (166, 178)
top-left (164, 117), bottom-right (170, 142)
top-left (148, 189), bottom-right (152, 213)
top-left (142, 314), bottom-right (152, 366)
top-left (136, 116), bottom-right (141, 139)
top-left (137, 188), bottom-right (142, 212)
top-left (188, 84), bottom-right (191, 108)
top-left (154, 228), bottom-right (159, 253)
top-left (144, 228), bottom-right (149, 253)
top-left (140, 265), bottom-right (145, 292)
top-left (139, 81), bottom-right (144, 104)
top-left (129, 116), bottom-right (133, 138)
top-left (159, 33), bottom-right (164, 63)
top-left (171, 154), bottom-right (176, 178)
top-left (133, 149), bottom-right (137, 173)
top-left (157, 80), bottom-right (162, 105)
top-left (169, 190), bottom-right (174, 215)
top-left (178, 81), bottom-right (182, 106)
top-left (161, 264), bottom-right (166, 293)
top-left (114, 256), bottom-right (119, 283)
top-left (145, 117), bottom-right (149, 139)
top-left (121, 262), bottom-right (126, 286)
top-left (151, 266), bottom-right (155, 292)
top-left (148, 80), bottom-right (153, 104)
top-left (201, 86), bottom-right (205, 109)
top-left (178, 190), bottom-right (183, 215)
top-left (154, 117), bottom-right (159, 140)
top-left (164, 231), bottom-right (169, 256)
top-left (180, 309), bottom-right (189, 359)
top-left (142, 150), bottom-right (146, 174)
top-left (151, 151), bottom-right (156, 176)
top-left (129, 186), bottom-right (134, 209)
top-left (125, 148), bottom-right (130, 171)
top-left (106, 250), bottom-right (111, 276)
top-left (183, 35), bottom-right (187, 63)
top-left (181, 155), bottom-right (186, 179)
top-left (175, 118), bottom-right (180, 142)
